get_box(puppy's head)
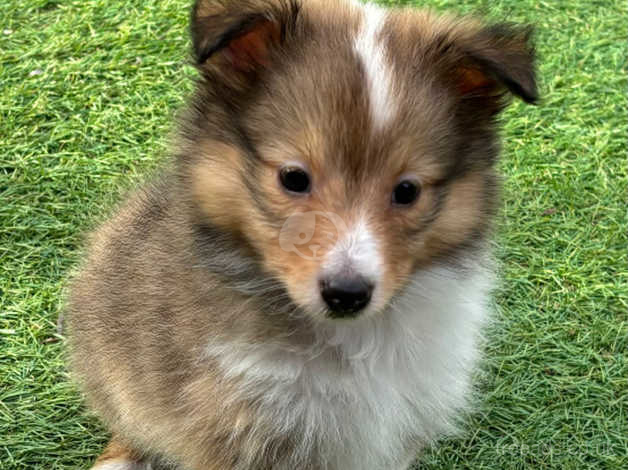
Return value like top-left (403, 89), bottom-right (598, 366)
top-left (183, 0), bottom-right (536, 320)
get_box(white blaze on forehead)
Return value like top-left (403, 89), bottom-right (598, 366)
top-left (353, 2), bottom-right (397, 130)
top-left (323, 219), bottom-right (382, 282)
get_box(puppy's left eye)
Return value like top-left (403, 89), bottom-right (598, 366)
top-left (392, 180), bottom-right (420, 206)
top-left (279, 167), bottom-right (311, 194)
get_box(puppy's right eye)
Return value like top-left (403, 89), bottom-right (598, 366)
top-left (279, 167), bottom-right (311, 194)
top-left (392, 179), bottom-right (420, 206)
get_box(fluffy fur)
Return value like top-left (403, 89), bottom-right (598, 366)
top-left (202, 260), bottom-right (493, 469)
top-left (66, 0), bottom-right (536, 469)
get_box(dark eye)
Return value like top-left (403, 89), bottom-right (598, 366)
top-left (392, 179), bottom-right (420, 206)
top-left (279, 167), bottom-right (311, 194)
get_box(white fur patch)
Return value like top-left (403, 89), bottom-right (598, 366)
top-left (322, 219), bottom-right (381, 283)
top-left (92, 460), bottom-right (151, 470)
top-left (205, 255), bottom-right (493, 470)
top-left (353, 2), bottom-right (397, 130)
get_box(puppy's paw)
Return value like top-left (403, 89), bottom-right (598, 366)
top-left (92, 460), bottom-right (151, 470)
top-left (90, 438), bottom-right (151, 470)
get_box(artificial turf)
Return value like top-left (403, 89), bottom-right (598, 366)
top-left (1, 0), bottom-right (626, 468)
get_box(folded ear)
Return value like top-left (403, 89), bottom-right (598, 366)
top-left (191, 0), bottom-right (300, 80)
top-left (445, 22), bottom-right (538, 105)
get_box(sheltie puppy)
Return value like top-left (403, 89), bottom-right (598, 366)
top-left (66, 0), bottom-right (537, 469)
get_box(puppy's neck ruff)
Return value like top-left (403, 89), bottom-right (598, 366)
top-left (204, 257), bottom-right (492, 470)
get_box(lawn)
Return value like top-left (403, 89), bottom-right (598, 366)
top-left (0, 0), bottom-right (626, 469)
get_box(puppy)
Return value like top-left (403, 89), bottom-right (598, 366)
top-left (66, 0), bottom-right (537, 469)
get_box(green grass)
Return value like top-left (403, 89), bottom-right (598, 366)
top-left (1, 0), bottom-right (626, 468)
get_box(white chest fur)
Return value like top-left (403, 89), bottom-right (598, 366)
top-left (205, 262), bottom-right (492, 470)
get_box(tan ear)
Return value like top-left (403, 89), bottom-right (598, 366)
top-left (191, 0), bottom-right (299, 76)
top-left (456, 66), bottom-right (497, 96)
top-left (450, 23), bottom-right (538, 104)
top-left (223, 19), bottom-right (281, 71)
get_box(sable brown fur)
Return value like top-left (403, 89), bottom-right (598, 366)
top-left (66, 1), bottom-right (536, 469)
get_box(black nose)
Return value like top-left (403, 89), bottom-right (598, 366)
top-left (320, 276), bottom-right (373, 317)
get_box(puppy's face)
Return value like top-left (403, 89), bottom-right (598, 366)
top-left (186, 0), bottom-right (536, 320)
